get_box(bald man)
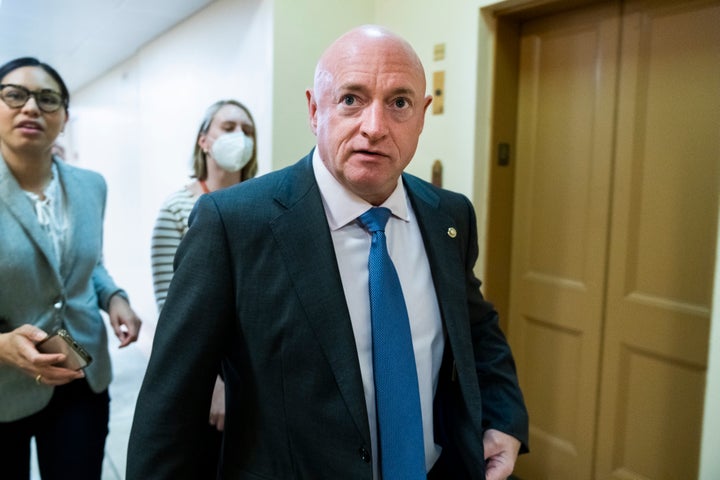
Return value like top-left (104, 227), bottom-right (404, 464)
top-left (127, 25), bottom-right (528, 480)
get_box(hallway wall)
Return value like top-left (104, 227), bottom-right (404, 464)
top-left (67, 0), bottom-right (274, 351)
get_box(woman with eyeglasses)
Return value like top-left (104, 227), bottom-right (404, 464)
top-left (0, 57), bottom-right (143, 479)
top-left (149, 99), bottom-right (258, 476)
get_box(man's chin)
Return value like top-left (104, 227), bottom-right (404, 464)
top-left (345, 176), bottom-right (396, 205)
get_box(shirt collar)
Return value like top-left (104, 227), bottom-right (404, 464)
top-left (312, 148), bottom-right (409, 231)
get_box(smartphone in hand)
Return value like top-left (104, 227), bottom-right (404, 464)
top-left (36, 329), bottom-right (93, 370)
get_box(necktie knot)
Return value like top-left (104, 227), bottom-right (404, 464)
top-left (358, 207), bottom-right (392, 233)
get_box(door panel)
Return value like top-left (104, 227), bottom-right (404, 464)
top-left (508, 4), bottom-right (620, 478)
top-left (595, 1), bottom-right (720, 478)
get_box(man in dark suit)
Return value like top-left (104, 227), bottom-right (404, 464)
top-left (127, 25), bottom-right (528, 480)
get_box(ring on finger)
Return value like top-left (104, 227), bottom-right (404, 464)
top-left (35, 374), bottom-right (43, 385)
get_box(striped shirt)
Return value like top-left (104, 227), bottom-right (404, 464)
top-left (150, 187), bottom-right (198, 311)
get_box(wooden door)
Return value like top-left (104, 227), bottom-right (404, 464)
top-left (595, 1), bottom-right (720, 478)
top-left (505, 1), bottom-right (719, 479)
top-left (508, 3), bottom-right (621, 478)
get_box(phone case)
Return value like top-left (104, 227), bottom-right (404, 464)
top-left (36, 329), bottom-right (93, 370)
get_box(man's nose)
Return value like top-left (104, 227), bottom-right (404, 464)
top-left (360, 102), bottom-right (388, 140)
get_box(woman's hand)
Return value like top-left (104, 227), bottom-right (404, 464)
top-left (108, 294), bottom-right (142, 347)
top-left (0, 324), bottom-right (85, 385)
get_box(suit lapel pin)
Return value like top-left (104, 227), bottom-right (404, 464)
top-left (447, 227), bottom-right (457, 238)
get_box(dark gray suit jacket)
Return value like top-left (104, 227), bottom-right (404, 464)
top-left (127, 152), bottom-right (528, 479)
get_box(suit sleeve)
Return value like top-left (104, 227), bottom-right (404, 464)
top-left (127, 195), bottom-right (235, 479)
top-left (87, 174), bottom-right (126, 310)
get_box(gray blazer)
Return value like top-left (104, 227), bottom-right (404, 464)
top-left (128, 151), bottom-right (528, 479)
top-left (0, 157), bottom-right (124, 422)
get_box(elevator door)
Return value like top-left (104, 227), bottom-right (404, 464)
top-left (506, 1), bottom-right (720, 478)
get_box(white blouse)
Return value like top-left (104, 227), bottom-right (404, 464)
top-left (23, 162), bottom-right (68, 266)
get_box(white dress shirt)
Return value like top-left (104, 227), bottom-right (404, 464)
top-left (312, 150), bottom-right (444, 477)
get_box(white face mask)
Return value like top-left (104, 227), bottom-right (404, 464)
top-left (210, 131), bottom-right (254, 173)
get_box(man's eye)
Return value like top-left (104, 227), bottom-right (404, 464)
top-left (394, 98), bottom-right (408, 108)
top-left (342, 95), bottom-right (355, 106)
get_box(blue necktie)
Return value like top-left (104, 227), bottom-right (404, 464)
top-left (357, 207), bottom-right (426, 479)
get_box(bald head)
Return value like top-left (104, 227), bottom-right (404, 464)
top-left (313, 25), bottom-right (426, 95)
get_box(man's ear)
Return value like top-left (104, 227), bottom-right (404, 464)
top-left (306, 89), bottom-right (318, 135)
top-left (423, 94), bottom-right (433, 113)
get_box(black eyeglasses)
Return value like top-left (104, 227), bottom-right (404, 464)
top-left (0, 84), bottom-right (66, 113)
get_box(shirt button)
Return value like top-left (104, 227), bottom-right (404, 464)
top-left (358, 447), bottom-right (371, 463)
top-left (53, 299), bottom-right (64, 310)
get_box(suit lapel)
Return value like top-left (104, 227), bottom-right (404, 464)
top-left (55, 161), bottom-right (92, 279)
top-left (404, 175), bottom-right (475, 370)
top-left (269, 154), bottom-right (370, 444)
top-left (0, 158), bottom-right (62, 279)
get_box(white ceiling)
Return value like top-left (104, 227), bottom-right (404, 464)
top-left (0, 0), bottom-right (217, 92)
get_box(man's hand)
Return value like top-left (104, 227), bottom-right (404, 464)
top-left (209, 376), bottom-right (226, 431)
top-left (484, 428), bottom-right (521, 480)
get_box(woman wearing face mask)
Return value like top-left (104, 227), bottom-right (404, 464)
top-left (150, 98), bottom-right (257, 473)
